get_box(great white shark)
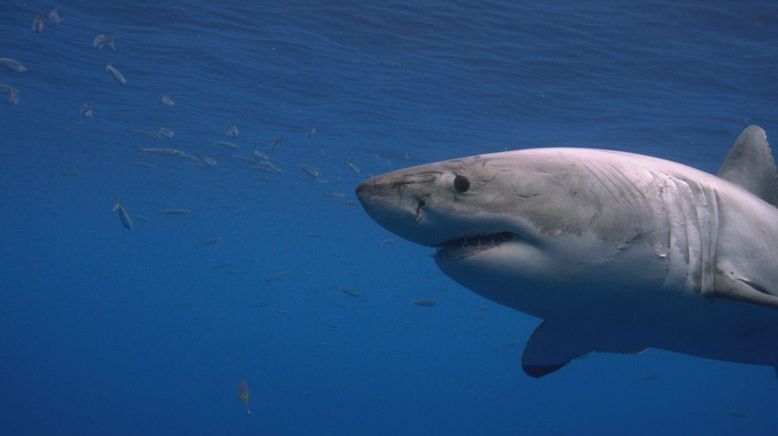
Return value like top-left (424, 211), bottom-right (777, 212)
top-left (355, 125), bottom-right (778, 377)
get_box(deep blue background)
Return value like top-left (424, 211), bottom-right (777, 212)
top-left (1, 1), bottom-right (777, 435)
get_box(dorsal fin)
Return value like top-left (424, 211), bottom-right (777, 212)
top-left (718, 125), bottom-right (778, 207)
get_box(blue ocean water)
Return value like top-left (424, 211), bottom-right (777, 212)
top-left (1, 1), bottom-right (777, 435)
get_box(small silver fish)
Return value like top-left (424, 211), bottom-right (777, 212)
top-left (231, 155), bottom-right (255, 164)
top-left (81, 103), bottom-right (93, 118)
top-left (127, 161), bottom-right (158, 168)
top-left (412, 299), bottom-right (437, 307)
top-left (134, 215), bottom-right (151, 223)
top-left (198, 237), bottom-right (222, 247)
top-left (299, 164), bottom-right (320, 178)
top-left (7, 90), bottom-right (19, 105)
top-left (378, 239), bottom-right (397, 247)
top-left (249, 302), bottom-right (267, 310)
top-left (306, 127), bottom-right (316, 138)
top-left (269, 136), bottom-right (283, 150)
top-left (324, 191), bottom-right (346, 199)
top-left (0, 58), bottom-right (28, 73)
top-left (253, 160), bottom-right (283, 174)
top-left (31, 15), bottom-right (45, 33)
top-left (129, 129), bottom-right (159, 137)
top-left (346, 159), bottom-right (361, 174)
top-left (157, 127), bottom-right (174, 139)
top-left (160, 208), bottom-right (192, 216)
top-left (137, 147), bottom-right (184, 156)
top-left (335, 199), bottom-right (358, 207)
top-left (105, 64), bottom-right (126, 85)
top-left (314, 177), bottom-right (339, 185)
top-left (48, 9), bottom-right (61, 25)
top-left (160, 93), bottom-right (175, 107)
top-left (215, 141), bottom-right (240, 150)
top-left (0, 85), bottom-right (20, 105)
top-left (94, 34), bottom-right (115, 50)
top-left (492, 338), bottom-right (520, 352)
top-left (178, 153), bottom-right (202, 164)
top-left (722, 409), bottom-right (746, 419)
top-left (340, 287), bottom-right (363, 297)
top-left (252, 149), bottom-right (270, 161)
top-left (201, 156), bottom-right (218, 167)
top-left (237, 379), bottom-right (250, 414)
top-left (113, 197), bottom-right (133, 230)
top-left (264, 271), bottom-right (288, 284)
top-left (638, 373), bottom-right (658, 382)
top-left (58, 170), bottom-right (80, 177)
top-left (226, 124), bottom-right (239, 139)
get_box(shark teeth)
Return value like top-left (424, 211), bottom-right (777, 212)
top-left (434, 232), bottom-right (515, 260)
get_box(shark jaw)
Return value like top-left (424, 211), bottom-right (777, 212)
top-left (354, 165), bottom-right (550, 293)
top-left (433, 231), bottom-right (520, 260)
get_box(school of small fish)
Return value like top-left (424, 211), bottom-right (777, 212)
top-left (3, 7), bottom-right (460, 414)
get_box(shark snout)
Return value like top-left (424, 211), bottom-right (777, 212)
top-left (355, 179), bottom-right (389, 213)
top-left (355, 175), bottom-right (443, 246)
top-left (355, 174), bottom-right (415, 207)
top-left (355, 176), bottom-right (411, 217)
top-left (355, 179), bottom-right (378, 202)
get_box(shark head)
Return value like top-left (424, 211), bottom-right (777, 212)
top-left (355, 152), bottom-right (552, 251)
top-left (356, 148), bottom-right (657, 319)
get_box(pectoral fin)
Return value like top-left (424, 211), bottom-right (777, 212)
top-left (712, 270), bottom-right (778, 310)
top-left (521, 321), bottom-right (647, 378)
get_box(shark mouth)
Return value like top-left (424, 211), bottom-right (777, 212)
top-left (434, 232), bottom-right (516, 260)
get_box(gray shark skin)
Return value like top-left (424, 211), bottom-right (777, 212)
top-left (356, 125), bottom-right (778, 377)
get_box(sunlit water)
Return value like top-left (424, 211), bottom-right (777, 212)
top-left (1, 1), bottom-right (777, 435)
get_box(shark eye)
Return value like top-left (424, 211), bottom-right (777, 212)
top-left (454, 175), bottom-right (470, 193)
